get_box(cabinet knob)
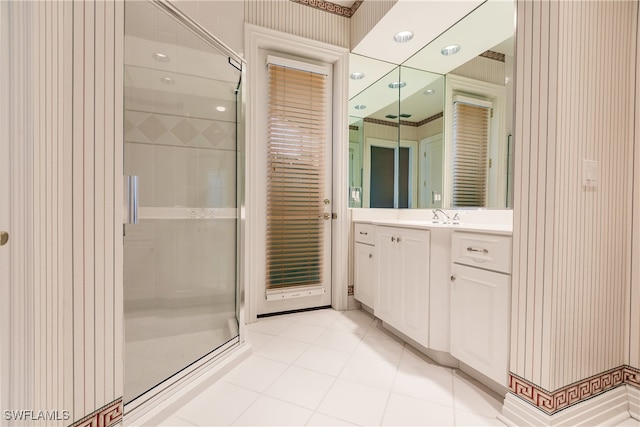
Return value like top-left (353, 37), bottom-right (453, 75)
top-left (369, 253), bottom-right (373, 259)
top-left (391, 236), bottom-right (396, 242)
top-left (450, 275), bottom-right (456, 282)
top-left (397, 237), bottom-right (401, 243)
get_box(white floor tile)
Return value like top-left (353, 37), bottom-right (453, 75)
top-left (339, 353), bottom-right (398, 390)
top-left (364, 318), bottom-right (405, 342)
top-left (231, 395), bottom-right (313, 426)
top-left (293, 344), bottom-right (352, 376)
top-left (306, 412), bottom-right (356, 426)
top-left (314, 328), bottom-right (364, 353)
top-left (453, 372), bottom-right (503, 418)
top-left (264, 366), bottom-right (336, 410)
top-left (245, 329), bottom-right (274, 351)
top-left (173, 381), bottom-right (259, 426)
top-left (246, 316), bottom-right (295, 335)
top-left (157, 415), bottom-right (198, 426)
top-left (291, 308), bottom-right (342, 328)
top-left (354, 334), bottom-right (405, 363)
top-left (382, 392), bottom-right (455, 426)
top-left (330, 309), bottom-right (375, 335)
top-left (222, 355), bottom-right (289, 392)
top-left (253, 335), bottom-right (311, 364)
top-left (317, 378), bottom-right (389, 426)
top-left (455, 409), bottom-right (506, 426)
top-left (393, 364), bottom-right (455, 407)
top-left (398, 345), bottom-right (453, 375)
top-left (279, 321), bottom-right (326, 344)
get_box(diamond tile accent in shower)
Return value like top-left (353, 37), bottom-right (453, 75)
top-left (138, 114), bottom-right (168, 142)
top-left (202, 122), bottom-right (228, 148)
top-left (171, 119), bottom-right (199, 145)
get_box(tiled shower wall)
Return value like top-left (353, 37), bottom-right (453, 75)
top-left (124, 110), bottom-right (237, 305)
top-left (510, 0), bottom-right (637, 412)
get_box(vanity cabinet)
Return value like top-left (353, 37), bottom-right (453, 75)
top-left (353, 223), bottom-right (376, 309)
top-left (450, 231), bottom-right (511, 386)
top-left (376, 226), bottom-right (430, 348)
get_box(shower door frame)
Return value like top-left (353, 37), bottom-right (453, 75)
top-left (123, 0), bottom-right (247, 420)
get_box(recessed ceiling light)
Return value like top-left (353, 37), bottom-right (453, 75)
top-left (160, 77), bottom-right (175, 85)
top-left (394, 30), bottom-right (414, 43)
top-left (388, 81), bottom-right (407, 89)
top-left (216, 106), bottom-right (226, 112)
top-left (441, 44), bottom-right (461, 56)
top-left (354, 104), bottom-right (366, 110)
top-left (350, 72), bottom-right (365, 80)
top-left (153, 52), bottom-right (170, 62)
top-left (424, 89), bottom-right (436, 95)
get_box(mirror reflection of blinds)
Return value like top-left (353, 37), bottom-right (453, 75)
top-left (266, 62), bottom-right (328, 290)
top-left (452, 96), bottom-right (491, 207)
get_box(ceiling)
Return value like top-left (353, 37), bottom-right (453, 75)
top-left (348, 0), bottom-right (515, 123)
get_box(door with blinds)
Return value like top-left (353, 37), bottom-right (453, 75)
top-left (451, 95), bottom-right (492, 207)
top-left (259, 56), bottom-right (333, 315)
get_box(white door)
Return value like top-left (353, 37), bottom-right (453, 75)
top-left (257, 55), bottom-right (333, 316)
top-left (420, 134), bottom-right (443, 208)
top-left (375, 227), bottom-right (400, 328)
top-left (398, 228), bottom-right (430, 347)
top-left (450, 263), bottom-right (510, 385)
top-left (353, 242), bottom-right (375, 308)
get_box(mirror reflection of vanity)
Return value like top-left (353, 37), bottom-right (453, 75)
top-left (348, 0), bottom-right (515, 209)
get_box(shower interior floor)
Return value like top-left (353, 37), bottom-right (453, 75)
top-left (125, 301), bottom-right (237, 403)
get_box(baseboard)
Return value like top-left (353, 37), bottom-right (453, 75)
top-left (124, 341), bottom-right (252, 427)
top-left (499, 385), bottom-right (630, 426)
top-left (629, 385), bottom-right (640, 420)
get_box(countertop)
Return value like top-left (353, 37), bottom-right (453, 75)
top-left (353, 219), bottom-right (513, 235)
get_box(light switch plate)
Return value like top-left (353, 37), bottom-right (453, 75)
top-left (583, 159), bottom-right (597, 187)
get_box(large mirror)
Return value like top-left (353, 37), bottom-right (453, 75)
top-left (348, 0), bottom-right (514, 209)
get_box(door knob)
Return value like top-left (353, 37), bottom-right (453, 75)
top-left (0, 231), bottom-right (8, 246)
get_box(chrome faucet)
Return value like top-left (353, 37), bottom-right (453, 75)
top-left (432, 208), bottom-right (451, 223)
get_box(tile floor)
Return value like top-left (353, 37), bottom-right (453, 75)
top-left (158, 308), bottom-right (509, 426)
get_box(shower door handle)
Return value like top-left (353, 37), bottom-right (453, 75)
top-left (124, 175), bottom-right (139, 224)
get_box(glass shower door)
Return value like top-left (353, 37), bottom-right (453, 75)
top-left (123, 1), bottom-right (241, 404)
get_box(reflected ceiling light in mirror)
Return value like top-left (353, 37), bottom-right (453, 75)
top-left (350, 72), bottom-right (366, 80)
top-left (354, 104), bottom-right (367, 110)
top-left (388, 81), bottom-right (407, 89)
top-left (153, 52), bottom-right (170, 62)
top-left (394, 30), bottom-right (414, 43)
top-left (160, 77), bottom-right (175, 85)
top-left (216, 106), bottom-right (226, 112)
top-left (441, 44), bottom-right (461, 56)
top-left (424, 89), bottom-right (436, 95)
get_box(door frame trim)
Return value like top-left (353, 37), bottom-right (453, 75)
top-left (244, 24), bottom-right (349, 322)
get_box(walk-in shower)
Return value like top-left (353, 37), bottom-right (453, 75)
top-left (123, 1), bottom-right (244, 405)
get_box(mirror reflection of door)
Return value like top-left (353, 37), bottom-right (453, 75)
top-left (367, 140), bottom-right (416, 208)
top-left (419, 133), bottom-right (443, 208)
top-left (370, 146), bottom-right (395, 208)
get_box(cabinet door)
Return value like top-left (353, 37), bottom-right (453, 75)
top-left (450, 263), bottom-right (510, 385)
top-left (354, 242), bottom-right (375, 309)
top-left (398, 228), bottom-right (430, 347)
top-left (375, 227), bottom-right (400, 329)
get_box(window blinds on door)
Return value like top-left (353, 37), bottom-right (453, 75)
top-left (266, 61), bottom-right (328, 290)
top-left (451, 96), bottom-right (492, 207)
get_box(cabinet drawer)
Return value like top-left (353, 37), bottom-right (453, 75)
top-left (452, 232), bottom-right (512, 274)
top-left (354, 223), bottom-right (375, 245)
